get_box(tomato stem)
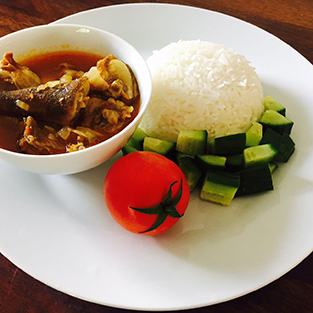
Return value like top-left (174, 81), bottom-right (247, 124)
top-left (130, 178), bottom-right (184, 233)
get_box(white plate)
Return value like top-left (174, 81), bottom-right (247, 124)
top-left (1, 3), bottom-right (313, 311)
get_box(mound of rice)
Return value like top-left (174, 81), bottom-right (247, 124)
top-left (140, 40), bottom-right (264, 142)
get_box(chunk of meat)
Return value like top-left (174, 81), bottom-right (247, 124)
top-left (0, 77), bottom-right (90, 126)
top-left (58, 62), bottom-right (85, 84)
top-left (19, 116), bottom-right (109, 155)
top-left (82, 97), bottom-right (134, 133)
top-left (85, 55), bottom-right (138, 100)
top-left (0, 52), bottom-right (41, 90)
top-left (19, 116), bottom-right (65, 154)
top-left (57, 125), bottom-right (105, 153)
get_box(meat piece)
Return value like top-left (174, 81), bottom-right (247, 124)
top-left (0, 52), bottom-right (41, 90)
top-left (58, 62), bottom-right (85, 84)
top-left (85, 55), bottom-right (139, 100)
top-left (19, 117), bottom-right (106, 155)
top-left (82, 96), bottom-right (134, 133)
top-left (57, 125), bottom-right (105, 153)
top-left (0, 77), bottom-right (90, 126)
top-left (19, 116), bottom-right (65, 154)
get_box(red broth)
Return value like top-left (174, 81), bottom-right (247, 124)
top-left (0, 116), bottom-right (24, 152)
top-left (22, 50), bottom-right (103, 83)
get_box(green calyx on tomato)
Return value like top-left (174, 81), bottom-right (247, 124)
top-left (130, 178), bottom-right (184, 233)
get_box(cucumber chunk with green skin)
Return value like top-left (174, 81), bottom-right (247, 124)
top-left (200, 171), bottom-right (240, 205)
top-left (132, 127), bottom-right (148, 142)
top-left (226, 154), bottom-right (244, 172)
top-left (244, 144), bottom-right (277, 168)
top-left (143, 137), bottom-right (175, 156)
top-left (126, 127), bottom-right (148, 150)
top-left (277, 133), bottom-right (295, 162)
top-left (176, 130), bottom-right (207, 156)
top-left (195, 154), bottom-right (226, 171)
top-left (122, 145), bottom-right (139, 156)
top-left (207, 139), bottom-right (216, 154)
top-left (269, 162), bottom-right (278, 173)
top-left (178, 157), bottom-right (202, 192)
top-left (264, 96), bottom-right (286, 116)
top-left (260, 110), bottom-right (294, 135)
top-left (260, 128), bottom-right (295, 162)
top-left (236, 163), bottom-right (273, 196)
top-left (175, 151), bottom-right (194, 164)
top-left (126, 137), bottom-right (142, 150)
top-left (210, 133), bottom-right (246, 156)
top-left (246, 122), bottom-right (263, 147)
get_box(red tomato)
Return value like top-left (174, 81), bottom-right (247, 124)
top-left (103, 151), bottom-right (190, 236)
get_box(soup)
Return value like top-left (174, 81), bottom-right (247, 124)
top-left (0, 51), bottom-right (140, 154)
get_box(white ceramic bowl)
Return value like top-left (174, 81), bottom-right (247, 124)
top-left (0, 24), bottom-right (152, 175)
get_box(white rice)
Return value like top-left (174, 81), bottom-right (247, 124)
top-left (140, 40), bottom-right (264, 142)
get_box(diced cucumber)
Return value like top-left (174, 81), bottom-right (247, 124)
top-left (120, 97), bottom-right (294, 205)
top-left (269, 162), bottom-right (278, 173)
top-left (245, 122), bottom-right (263, 147)
top-left (260, 127), bottom-right (281, 146)
top-left (259, 110), bottom-right (294, 135)
top-left (125, 137), bottom-right (141, 150)
top-left (175, 151), bottom-right (194, 164)
top-left (207, 139), bottom-right (216, 154)
top-left (132, 127), bottom-right (148, 142)
top-left (264, 96), bottom-right (286, 116)
top-left (178, 157), bottom-right (202, 192)
top-left (176, 130), bottom-right (207, 156)
top-left (122, 145), bottom-right (139, 156)
top-left (260, 128), bottom-right (295, 162)
top-left (210, 133), bottom-right (246, 156)
top-left (244, 144), bottom-right (277, 168)
top-left (277, 133), bottom-right (295, 162)
top-left (236, 163), bottom-right (273, 196)
top-left (195, 154), bottom-right (226, 171)
top-left (200, 171), bottom-right (240, 206)
top-left (126, 127), bottom-right (148, 150)
top-left (143, 137), bottom-right (175, 156)
top-left (226, 154), bottom-right (244, 172)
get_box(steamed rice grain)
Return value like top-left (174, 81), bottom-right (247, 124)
top-left (140, 40), bottom-right (264, 142)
